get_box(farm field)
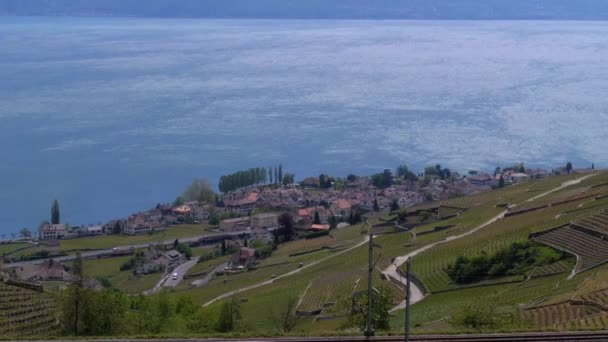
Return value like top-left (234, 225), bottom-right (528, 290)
top-left (81, 255), bottom-right (161, 294)
top-left (0, 281), bottom-right (59, 338)
top-left (410, 188), bottom-right (608, 293)
top-left (0, 242), bottom-right (30, 256)
top-left (60, 224), bottom-right (213, 251)
top-left (533, 226), bottom-right (608, 272)
top-left (276, 235), bottom-right (335, 256)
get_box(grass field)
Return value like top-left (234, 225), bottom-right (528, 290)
top-left (0, 242), bottom-right (30, 255)
top-left (82, 255), bottom-right (161, 294)
top-left (60, 224), bottom-right (213, 251)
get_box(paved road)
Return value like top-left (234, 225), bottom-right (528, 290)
top-left (192, 262), bottom-right (228, 287)
top-left (384, 173), bottom-right (598, 312)
top-left (163, 257), bottom-right (200, 288)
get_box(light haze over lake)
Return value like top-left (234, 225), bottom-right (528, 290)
top-left (1, 18), bottom-right (607, 234)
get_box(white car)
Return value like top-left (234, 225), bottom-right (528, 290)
top-left (172, 272), bottom-right (178, 280)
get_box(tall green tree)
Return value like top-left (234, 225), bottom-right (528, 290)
top-left (566, 162), bottom-right (573, 174)
top-left (278, 212), bottom-right (295, 241)
top-left (313, 211), bottom-right (321, 225)
top-left (347, 286), bottom-right (392, 331)
top-left (51, 199), bottom-right (60, 224)
top-left (498, 175), bottom-right (505, 188)
top-left (215, 297), bottom-right (241, 332)
top-left (278, 164), bottom-right (283, 185)
top-left (268, 167), bottom-right (273, 184)
top-left (390, 199), bottom-right (400, 212)
top-left (274, 167), bottom-right (279, 185)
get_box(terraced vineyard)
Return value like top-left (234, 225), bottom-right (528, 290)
top-left (532, 259), bottom-right (576, 278)
top-left (521, 301), bottom-right (605, 328)
top-left (571, 209), bottom-right (608, 236)
top-left (0, 281), bottom-right (59, 337)
top-left (441, 183), bottom-right (531, 208)
top-left (277, 235), bottom-right (335, 255)
top-left (533, 226), bottom-right (608, 272)
top-left (581, 288), bottom-right (608, 306)
top-left (297, 271), bottom-right (361, 313)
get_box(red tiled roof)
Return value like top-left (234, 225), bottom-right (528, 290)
top-left (334, 199), bottom-right (352, 210)
top-left (310, 224), bottom-right (330, 231)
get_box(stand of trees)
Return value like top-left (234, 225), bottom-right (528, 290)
top-left (447, 242), bottom-right (566, 284)
top-left (371, 169), bottom-right (393, 189)
top-left (219, 165), bottom-right (291, 192)
top-left (180, 179), bottom-right (216, 203)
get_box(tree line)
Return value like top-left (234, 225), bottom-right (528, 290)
top-left (218, 165), bottom-right (294, 193)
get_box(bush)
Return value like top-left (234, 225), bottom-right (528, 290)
top-left (446, 241), bottom-right (567, 284)
top-left (450, 301), bottom-right (500, 331)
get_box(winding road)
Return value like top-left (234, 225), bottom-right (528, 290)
top-left (202, 235), bottom-right (371, 307)
top-left (383, 173), bottom-right (597, 311)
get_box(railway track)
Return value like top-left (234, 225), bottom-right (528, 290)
top-left (21, 331), bottom-right (608, 342)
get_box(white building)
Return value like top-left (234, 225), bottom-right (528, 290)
top-left (39, 224), bottom-right (67, 240)
top-left (510, 173), bottom-right (531, 184)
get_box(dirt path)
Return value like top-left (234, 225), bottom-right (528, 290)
top-left (384, 173), bottom-right (596, 311)
top-left (203, 235), bottom-right (370, 307)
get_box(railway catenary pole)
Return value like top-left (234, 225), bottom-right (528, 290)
top-left (365, 229), bottom-right (375, 337)
top-left (405, 259), bottom-right (412, 342)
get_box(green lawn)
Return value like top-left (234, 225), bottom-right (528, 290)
top-left (0, 242), bottom-right (30, 255)
top-left (60, 224), bottom-right (213, 251)
top-left (83, 255), bottom-right (161, 294)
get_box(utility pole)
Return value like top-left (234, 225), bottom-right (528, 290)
top-left (364, 230), bottom-right (374, 337)
top-left (405, 259), bottom-right (412, 342)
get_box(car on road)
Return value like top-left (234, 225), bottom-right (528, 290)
top-left (172, 272), bottom-right (178, 280)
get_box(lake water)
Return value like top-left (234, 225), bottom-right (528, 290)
top-left (1, 17), bottom-right (607, 235)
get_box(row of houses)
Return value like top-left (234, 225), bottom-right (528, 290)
top-left (39, 201), bottom-right (212, 240)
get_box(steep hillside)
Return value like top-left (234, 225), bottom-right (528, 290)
top-left (0, 280), bottom-right (59, 338)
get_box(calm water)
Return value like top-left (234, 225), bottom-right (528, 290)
top-left (1, 17), bottom-right (608, 234)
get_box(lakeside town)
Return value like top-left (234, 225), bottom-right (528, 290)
top-left (20, 163), bottom-right (566, 243)
top-left (0, 162), bottom-right (583, 286)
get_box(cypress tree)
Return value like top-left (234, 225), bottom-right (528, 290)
top-left (313, 212), bottom-right (321, 225)
top-left (51, 199), bottom-right (60, 225)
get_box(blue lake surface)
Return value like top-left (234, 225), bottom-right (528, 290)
top-left (1, 17), bottom-right (607, 234)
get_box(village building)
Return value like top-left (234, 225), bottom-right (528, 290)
top-left (251, 213), bottom-right (279, 230)
top-left (220, 217), bottom-right (251, 232)
top-left (227, 247), bottom-right (257, 270)
top-left (510, 173), bottom-right (531, 183)
top-left (124, 216), bottom-right (152, 235)
top-left (224, 192), bottom-right (259, 214)
top-left (15, 259), bottom-right (72, 282)
top-left (310, 224), bottom-right (331, 231)
top-left (296, 206), bottom-right (328, 229)
top-left (331, 199), bottom-right (352, 217)
top-left (172, 205), bottom-right (192, 216)
top-left (39, 224), bottom-right (67, 240)
top-left (162, 250), bottom-right (183, 267)
top-left (467, 173), bottom-right (495, 186)
top-left (84, 225), bottom-right (103, 235)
